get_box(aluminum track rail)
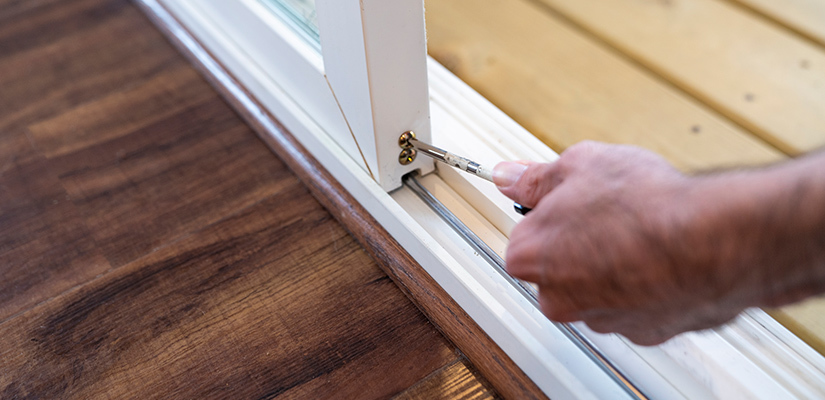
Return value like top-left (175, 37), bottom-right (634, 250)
top-left (403, 173), bottom-right (648, 400)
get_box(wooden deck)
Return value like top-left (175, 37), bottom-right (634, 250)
top-left (426, 0), bottom-right (825, 354)
top-left (0, 0), bottom-right (500, 398)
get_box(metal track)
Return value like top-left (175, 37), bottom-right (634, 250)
top-left (403, 173), bottom-right (648, 400)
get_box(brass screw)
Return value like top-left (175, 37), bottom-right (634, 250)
top-left (398, 131), bottom-right (416, 149)
top-left (399, 148), bottom-right (417, 165)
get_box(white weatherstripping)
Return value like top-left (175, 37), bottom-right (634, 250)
top-left (149, 0), bottom-right (825, 397)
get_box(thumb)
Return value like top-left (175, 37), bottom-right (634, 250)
top-left (493, 161), bottom-right (561, 207)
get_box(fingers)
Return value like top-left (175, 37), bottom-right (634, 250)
top-left (538, 294), bottom-right (581, 323)
top-left (493, 161), bottom-right (561, 208)
top-left (582, 313), bottom-right (674, 346)
top-left (580, 307), bottom-right (742, 346)
top-left (536, 295), bottom-right (679, 345)
top-left (505, 216), bottom-right (564, 284)
top-left (493, 141), bottom-right (610, 207)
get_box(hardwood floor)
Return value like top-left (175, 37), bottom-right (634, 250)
top-left (0, 135), bottom-right (110, 321)
top-left (0, 0), bottom-right (499, 398)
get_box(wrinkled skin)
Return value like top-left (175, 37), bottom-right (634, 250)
top-left (494, 141), bottom-right (825, 345)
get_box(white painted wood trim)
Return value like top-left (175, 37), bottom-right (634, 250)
top-left (148, 0), bottom-right (825, 398)
top-left (317, 0), bottom-right (435, 190)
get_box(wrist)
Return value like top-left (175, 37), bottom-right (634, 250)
top-left (669, 172), bottom-right (770, 308)
top-left (684, 162), bottom-right (825, 309)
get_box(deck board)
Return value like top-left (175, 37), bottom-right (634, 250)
top-left (726, 0), bottom-right (825, 48)
top-left (425, 0), bottom-right (783, 171)
top-left (529, 0), bottom-right (825, 155)
top-left (0, 0), bottom-right (497, 397)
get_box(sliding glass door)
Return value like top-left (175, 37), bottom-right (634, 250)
top-left (143, 0), bottom-right (825, 397)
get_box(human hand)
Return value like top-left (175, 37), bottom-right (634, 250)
top-left (493, 141), bottom-right (752, 345)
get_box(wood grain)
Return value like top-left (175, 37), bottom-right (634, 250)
top-left (28, 63), bottom-right (215, 158)
top-left (0, 0), bottom-right (179, 134)
top-left (0, 135), bottom-right (110, 322)
top-left (0, 0), bottom-right (501, 397)
top-left (425, 0), bottom-right (783, 172)
top-left (0, 0), bottom-right (164, 305)
top-left (529, 0), bottom-right (825, 155)
top-left (725, 0), bottom-right (825, 48)
top-left (0, 189), bottom-right (457, 399)
top-left (33, 95), bottom-right (292, 268)
top-left (135, 1), bottom-right (548, 396)
top-left (393, 359), bottom-right (500, 400)
top-left (0, 0), bottom-right (130, 60)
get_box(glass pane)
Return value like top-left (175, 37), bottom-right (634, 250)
top-left (261, 0), bottom-right (319, 45)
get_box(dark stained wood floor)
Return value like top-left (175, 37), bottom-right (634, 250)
top-left (0, 0), bottom-right (499, 398)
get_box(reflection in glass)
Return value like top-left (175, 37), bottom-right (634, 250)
top-left (261, 0), bottom-right (319, 45)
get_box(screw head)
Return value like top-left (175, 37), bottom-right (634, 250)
top-left (399, 148), bottom-right (417, 165)
top-left (398, 131), bottom-right (416, 149)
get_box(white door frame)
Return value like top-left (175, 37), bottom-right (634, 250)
top-left (317, 0), bottom-right (435, 190)
top-left (142, 0), bottom-right (825, 398)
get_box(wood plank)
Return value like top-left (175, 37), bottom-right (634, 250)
top-left (28, 63), bottom-right (215, 158)
top-left (0, 134), bottom-right (110, 322)
top-left (135, 1), bottom-right (545, 396)
top-left (0, 0), bottom-right (192, 326)
top-left (529, 0), bottom-right (825, 155)
top-left (0, 0), bottom-right (130, 60)
top-left (0, 188), bottom-right (457, 399)
top-left (726, 0), bottom-right (825, 48)
top-left (36, 97), bottom-right (294, 268)
top-left (0, 1), bottom-right (180, 134)
top-left (425, 0), bottom-right (783, 172)
top-left (393, 359), bottom-right (500, 400)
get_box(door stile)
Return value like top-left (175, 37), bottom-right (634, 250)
top-left (316, 0), bottom-right (435, 191)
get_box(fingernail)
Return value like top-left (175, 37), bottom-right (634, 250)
top-left (493, 162), bottom-right (528, 187)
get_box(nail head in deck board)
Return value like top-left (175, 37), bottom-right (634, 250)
top-left (0, 190), bottom-right (457, 399)
top-left (425, 0), bottom-right (783, 172)
top-left (529, 0), bottom-right (825, 155)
